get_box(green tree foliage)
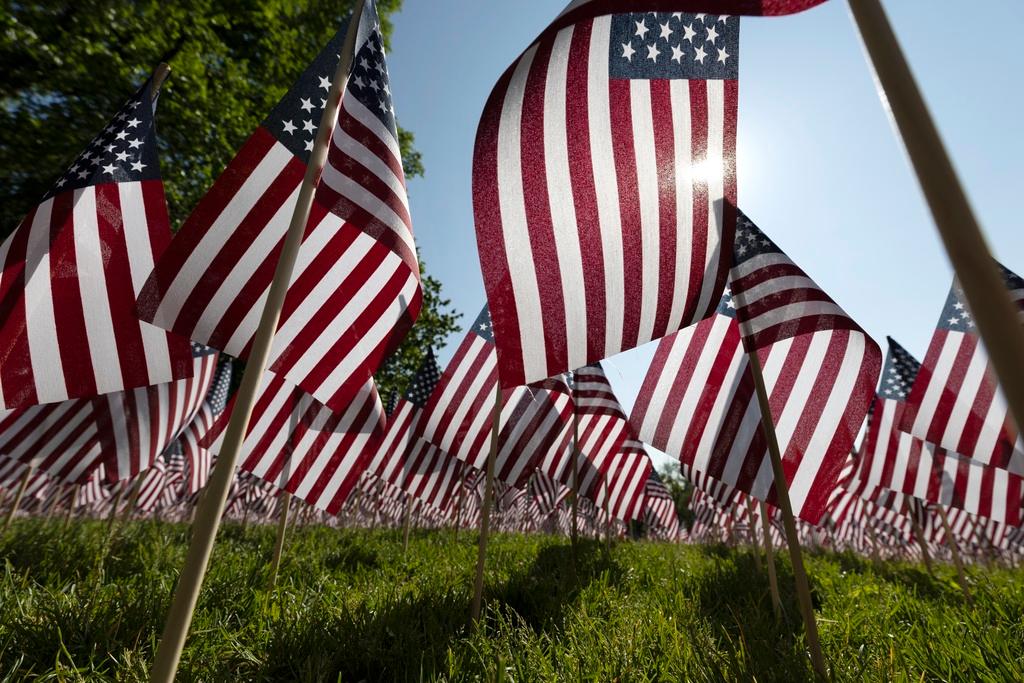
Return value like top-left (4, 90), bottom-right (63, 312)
top-left (657, 460), bottom-right (694, 528)
top-left (0, 0), bottom-right (408, 232)
top-left (0, 0), bottom-right (460, 396)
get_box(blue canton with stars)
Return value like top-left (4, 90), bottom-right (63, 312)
top-left (470, 306), bottom-right (495, 344)
top-left (206, 359), bottom-right (233, 415)
top-left (264, 1), bottom-right (397, 165)
top-left (879, 337), bottom-right (920, 401)
top-left (715, 285), bottom-right (738, 319)
top-left (45, 80), bottom-right (161, 199)
top-left (732, 209), bottom-right (781, 265)
top-left (610, 12), bottom-right (738, 81)
top-left (404, 348), bottom-right (441, 407)
top-left (937, 262), bottom-right (1024, 333)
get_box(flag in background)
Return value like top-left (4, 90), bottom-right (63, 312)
top-left (0, 77), bottom-right (192, 410)
top-left (179, 358), bottom-right (233, 494)
top-left (136, 0), bottom-right (420, 414)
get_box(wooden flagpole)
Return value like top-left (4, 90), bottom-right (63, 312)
top-left (453, 483), bottom-right (464, 543)
top-left (569, 373), bottom-right (580, 558)
top-left (147, 6), bottom-right (366, 680)
top-left (746, 497), bottom-right (763, 572)
top-left (847, 0), bottom-right (1024, 438)
top-left (746, 350), bottom-right (827, 678)
top-left (935, 505), bottom-right (973, 605)
top-left (120, 476), bottom-right (144, 524)
top-left (266, 492), bottom-right (292, 590)
top-left (61, 486), bottom-right (77, 531)
top-left (471, 382), bottom-right (503, 626)
top-left (865, 523), bottom-right (882, 568)
top-left (908, 512), bottom-right (935, 577)
top-left (603, 470), bottom-right (611, 552)
top-left (402, 496), bottom-right (413, 555)
top-left (1, 467), bottom-right (32, 534)
top-left (759, 501), bottom-right (783, 621)
top-left (470, 382), bottom-right (502, 625)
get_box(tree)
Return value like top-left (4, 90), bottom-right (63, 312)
top-left (0, 0), bottom-right (458, 398)
top-left (0, 0), bottom-right (407, 233)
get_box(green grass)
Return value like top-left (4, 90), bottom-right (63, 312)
top-left (0, 519), bottom-right (1022, 681)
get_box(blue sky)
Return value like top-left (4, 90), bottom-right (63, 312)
top-left (385, 0), bottom-right (1024, 468)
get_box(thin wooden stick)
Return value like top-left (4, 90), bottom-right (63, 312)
top-left (908, 512), bottom-right (935, 577)
top-left (453, 483), bottom-right (463, 543)
top-left (470, 382), bottom-right (501, 625)
top-left (603, 470), bottom-right (611, 553)
top-left (266, 492), bottom-right (292, 590)
top-left (119, 475), bottom-right (144, 525)
top-left (936, 505), bottom-right (973, 605)
top-left (1, 467), bottom-right (32, 534)
top-left (759, 501), bottom-right (782, 621)
top-left (61, 486), bottom-right (77, 531)
top-left (147, 8), bottom-right (366, 679)
top-left (747, 350), bottom-right (827, 678)
top-left (402, 496), bottom-right (413, 555)
top-left (865, 523), bottom-right (882, 568)
top-left (570, 373), bottom-right (580, 556)
top-left (746, 497), bottom-right (763, 572)
top-left (847, 0), bottom-right (1024, 439)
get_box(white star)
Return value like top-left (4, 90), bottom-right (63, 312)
top-left (360, 57), bottom-right (370, 70)
top-left (369, 80), bottom-right (380, 92)
top-left (695, 13), bottom-right (706, 22)
top-left (115, 150), bottom-right (129, 162)
top-left (127, 138), bottom-right (143, 149)
top-left (353, 76), bottom-right (365, 88)
top-left (694, 45), bottom-right (707, 63)
top-left (115, 130), bottom-right (128, 140)
top-left (726, 299), bottom-right (736, 309)
top-left (320, 98), bottom-right (327, 108)
top-left (105, 144), bottom-right (117, 154)
top-left (671, 44), bottom-right (685, 63)
top-left (672, 12), bottom-right (683, 20)
top-left (131, 160), bottom-right (145, 172)
top-left (56, 178), bottom-right (67, 187)
top-left (717, 47), bottom-right (730, 64)
top-left (719, 15), bottom-right (730, 23)
top-left (948, 317), bottom-right (960, 326)
top-left (282, 120), bottom-right (297, 134)
top-left (659, 21), bottom-right (673, 41)
top-left (622, 42), bottom-right (636, 61)
top-left (101, 164), bottom-right (115, 175)
top-left (706, 25), bottom-right (719, 45)
top-left (300, 98), bottom-right (315, 112)
top-left (305, 138), bottom-right (314, 151)
top-left (378, 99), bottom-right (388, 112)
top-left (635, 18), bottom-right (649, 39)
top-left (953, 302), bottom-right (964, 310)
top-left (318, 75), bottom-right (331, 90)
top-left (126, 117), bottom-right (141, 128)
top-left (682, 23), bottom-right (697, 43)
top-left (646, 43), bottom-right (660, 62)
top-left (302, 119), bottom-right (316, 133)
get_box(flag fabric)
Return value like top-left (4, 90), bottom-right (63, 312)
top-left (202, 371), bottom-right (385, 515)
top-left (551, 1), bottom-right (828, 29)
top-left (0, 399), bottom-right (105, 484)
top-left (595, 439), bottom-right (653, 521)
top-left (134, 456), bottom-right (168, 513)
top-left (573, 364), bottom-right (635, 498)
top-left (418, 307), bottom-right (498, 465)
top-left (474, 8), bottom-right (741, 387)
top-left (0, 78), bottom-right (192, 411)
top-left (899, 267), bottom-right (1024, 474)
top-left (851, 338), bottom-right (1024, 526)
top-left (136, 0), bottom-right (420, 414)
top-left (631, 211), bottom-right (881, 524)
top-left (101, 343), bottom-right (220, 481)
top-left (494, 380), bottom-right (575, 487)
top-left (643, 470), bottom-right (680, 538)
top-left (179, 358), bottom-right (233, 494)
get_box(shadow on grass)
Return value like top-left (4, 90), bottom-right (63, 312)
top-left (495, 538), bottom-right (622, 635)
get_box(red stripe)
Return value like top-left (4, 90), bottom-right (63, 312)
top-left (607, 78), bottom-right (642, 351)
top-left (649, 78), bottom-right (677, 339)
top-left (0, 210), bottom-right (37, 407)
top-left (687, 81), bottom-right (710, 324)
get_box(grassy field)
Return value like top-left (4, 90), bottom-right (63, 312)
top-left (0, 519), bottom-right (1021, 681)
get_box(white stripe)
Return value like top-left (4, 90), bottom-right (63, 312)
top-left (23, 199), bottom-right (68, 403)
top-left (587, 16), bottom-right (625, 361)
top-left (666, 80), bottom-right (693, 332)
top-left (741, 300), bottom-right (850, 336)
top-left (941, 345), bottom-right (989, 458)
top-left (696, 79), bottom-right (726, 319)
top-left (911, 333), bottom-right (963, 438)
top-left (340, 95), bottom-right (404, 172)
top-left (629, 79), bottom-right (660, 343)
top-left (331, 123), bottom-right (409, 212)
top-left (544, 26), bottom-right (589, 372)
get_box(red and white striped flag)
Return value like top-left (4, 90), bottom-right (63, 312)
top-left (136, 0), bottom-right (420, 413)
top-left (595, 439), bottom-right (653, 521)
top-left (643, 471), bottom-right (680, 539)
top-left (0, 399), bottom-right (105, 484)
top-left (899, 267), bottom-right (1024, 474)
top-left (0, 78), bottom-right (192, 410)
top-left (178, 358), bottom-right (232, 494)
top-left (202, 371), bottom-right (384, 515)
top-left (473, 8), bottom-right (746, 387)
top-left (631, 211), bottom-right (881, 524)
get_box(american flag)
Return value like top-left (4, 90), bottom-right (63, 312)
top-left (853, 339), bottom-right (1024, 526)
top-left (551, 1), bottom-right (829, 28)
top-left (642, 471), bottom-right (680, 539)
top-left (136, 0), bottom-right (421, 414)
top-left (202, 371), bottom-right (384, 515)
top-left (573, 364), bottom-right (636, 499)
top-left (178, 358), bottom-right (233, 494)
top-left (494, 379), bottom-right (575, 488)
top-left (0, 78), bottom-right (192, 410)
top-left (134, 456), bottom-right (168, 513)
top-left (0, 398), bottom-right (105, 484)
top-left (418, 307), bottom-right (498, 465)
top-left (899, 267), bottom-right (1024, 474)
top-left (473, 9), bottom-right (740, 387)
top-left (631, 211), bottom-right (881, 524)
top-left (594, 439), bottom-right (653, 521)
top-left (100, 343), bottom-right (220, 481)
